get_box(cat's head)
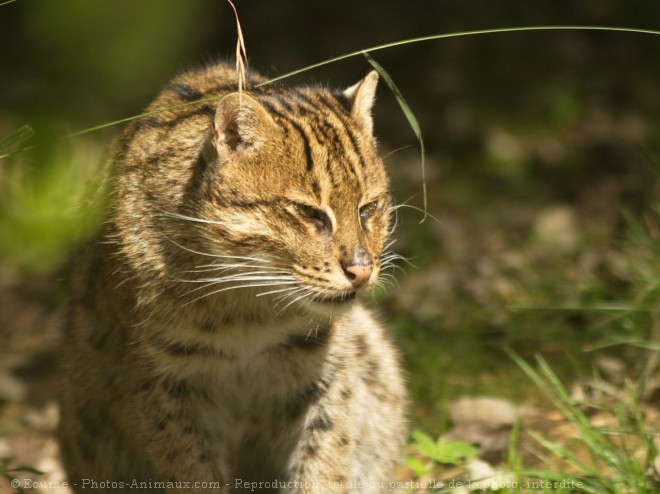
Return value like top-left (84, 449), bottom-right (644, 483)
top-left (191, 72), bottom-right (393, 316)
top-left (115, 68), bottom-right (396, 318)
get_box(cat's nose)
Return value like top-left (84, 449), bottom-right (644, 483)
top-left (342, 264), bottom-right (373, 287)
top-left (340, 251), bottom-right (373, 287)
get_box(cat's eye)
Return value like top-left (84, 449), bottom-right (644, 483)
top-left (295, 203), bottom-right (330, 230)
top-left (359, 201), bottom-right (379, 221)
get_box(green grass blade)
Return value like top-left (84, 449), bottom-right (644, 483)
top-left (61, 96), bottom-right (224, 140)
top-left (533, 356), bottom-right (626, 469)
top-left (508, 350), bottom-right (657, 490)
top-left (256, 26), bottom-right (660, 88)
top-left (624, 384), bottom-right (657, 482)
top-left (5, 24), bottom-right (660, 162)
top-left (517, 470), bottom-right (610, 494)
top-left (508, 302), bottom-right (651, 312)
top-left (0, 96), bottom-right (221, 160)
top-left (0, 125), bottom-right (34, 153)
top-left (363, 53), bottom-right (427, 222)
top-left (528, 431), bottom-right (595, 478)
top-left (507, 419), bottom-right (522, 480)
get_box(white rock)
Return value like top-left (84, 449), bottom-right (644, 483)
top-left (532, 204), bottom-right (579, 251)
top-left (449, 396), bottom-right (519, 426)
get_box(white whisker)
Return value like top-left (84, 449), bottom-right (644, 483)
top-left (193, 254), bottom-right (274, 264)
top-left (388, 202), bottom-right (442, 225)
top-left (378, 272), bottom-right (400, 289)
top-left (187, 263), bottom-right (284, 274)
top-left (257, 285), bottom-right (302, 297)
top-left (277, 290), bottom-right (314, 314)
top-left (160, 210), bottom-right (225, 226)
top-left (273, 287), bottom-right (308, 308)
top-left (184, 281), bottom-right (299, 306)
top-left (381, 251), bottom-right (415, 269)
top-left (163, 235), bottom-right (229, 260)
top-left (180, 278), bottom-right (297, 297)
top-left (177, 273), bottom-right (296, 284)
top-left (382, 144), bottom-right (414, 160)
top-left (383, 239), bottom-right (398, 252)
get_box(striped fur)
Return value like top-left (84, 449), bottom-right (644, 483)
top-left (58, 63), bottom-right (407, 493)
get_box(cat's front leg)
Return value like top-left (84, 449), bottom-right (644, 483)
top-left (283, 401), bottom-right (355, 494)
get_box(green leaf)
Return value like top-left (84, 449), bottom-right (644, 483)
top-left (412, 429), bottom-right (477, 465)
top-left (433, 440), bottom-right (478, 464)
top-left (405, 457), bottom-right (432, 478)
top-left (411, 428), bottom-right (438, 459)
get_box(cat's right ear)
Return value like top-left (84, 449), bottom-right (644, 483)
top-left (211, 93), bottom-right (276, 158)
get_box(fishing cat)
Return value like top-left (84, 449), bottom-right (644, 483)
top-left (57, 62), bottom-right (407, 493)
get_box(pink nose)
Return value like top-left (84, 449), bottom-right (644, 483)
top-left (341, 262), bottom-right (373, 287)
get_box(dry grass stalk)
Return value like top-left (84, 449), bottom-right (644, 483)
top-left (227, 0), bottom-right (247, 97)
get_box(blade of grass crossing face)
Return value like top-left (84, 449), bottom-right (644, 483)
top-left (363, 52), bottom-right (427, 222)
top-left (6, 25), bottom-right (660, 163)
top-left (258, 26), bottom-right (660, 88)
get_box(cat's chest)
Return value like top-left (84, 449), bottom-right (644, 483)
top-left (187, 336), bottom-right (333, 433)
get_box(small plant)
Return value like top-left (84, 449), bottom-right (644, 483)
top-left (407, 428), bottom-right (478, 478)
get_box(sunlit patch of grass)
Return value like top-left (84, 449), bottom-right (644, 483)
top-left (509, 353), bottom-right (659, 494)
top-left (400, 197), bottom-right (660, 491)
top-left (403, 353), bottom-right (659, 493)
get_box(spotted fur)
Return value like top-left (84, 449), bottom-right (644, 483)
top-left (58, 62), bottom-right (407, 493)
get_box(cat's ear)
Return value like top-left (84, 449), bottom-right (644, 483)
top-left (212, 93), bottom-right (276, 155)
top-left (343, 71), bottom-right (379, 135)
